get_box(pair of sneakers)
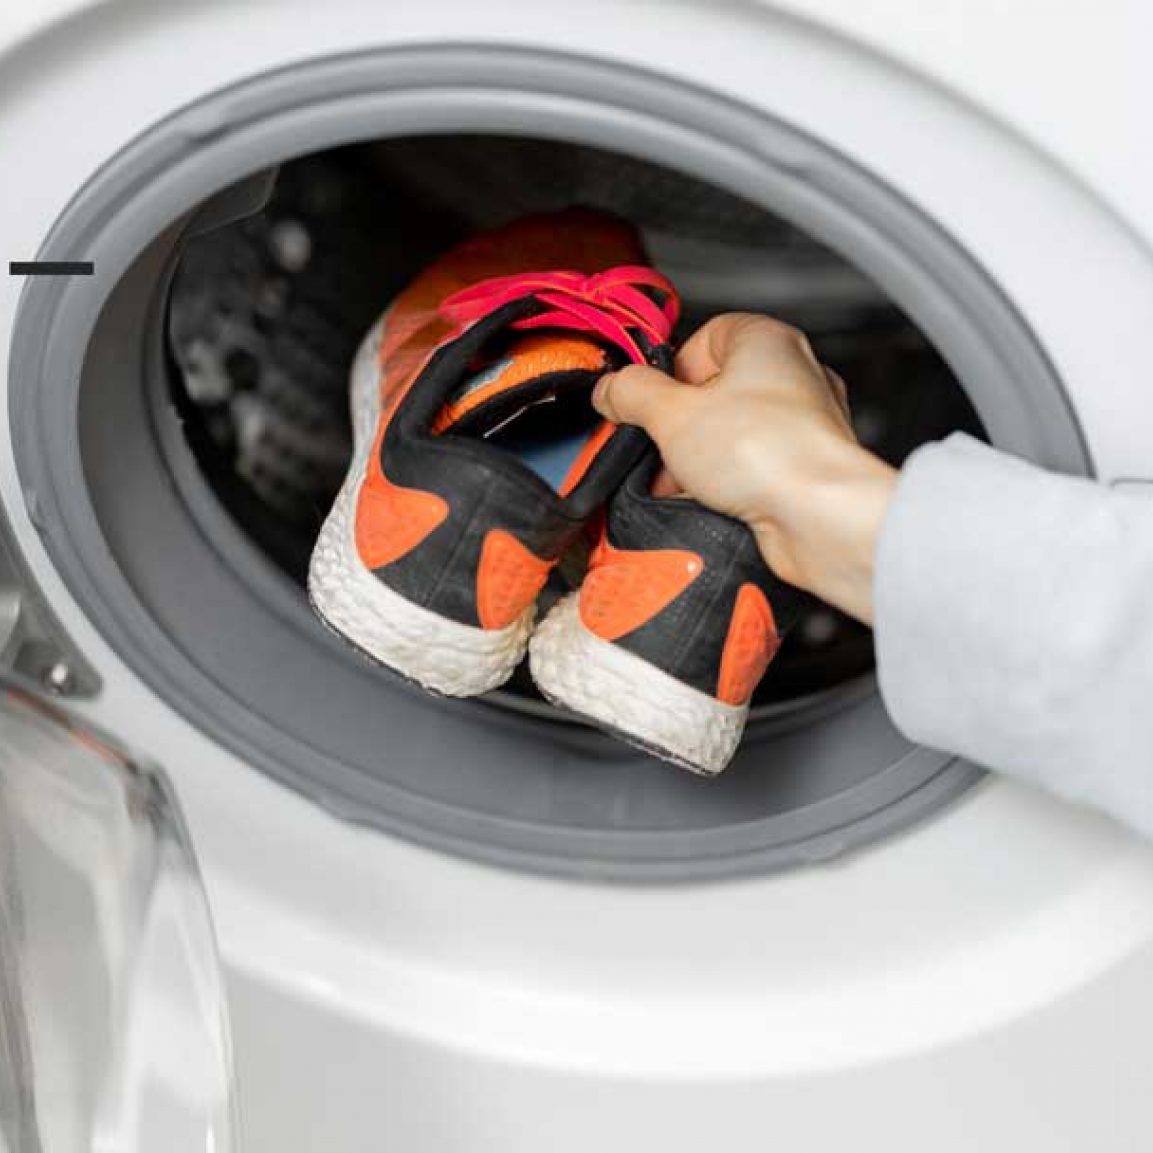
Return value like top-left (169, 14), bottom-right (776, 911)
top-left (308, 210), bottom-right (802, 774)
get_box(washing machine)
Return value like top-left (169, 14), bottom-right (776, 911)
top-left (3, 1), bottom-right (1153, 1150)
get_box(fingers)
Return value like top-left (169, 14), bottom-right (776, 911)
top-left (674, 313), bottom-right (756, 383)
top-left (675, 312), bottom-right (818, 384)
top-left (822, 366), bottom-right (852, 425)
top-left (592, 364), bottom-right (686, 431)
top-left (594, 313), bottom-right (851, 450)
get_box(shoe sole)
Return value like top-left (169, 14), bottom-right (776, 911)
top-left (308, 320), bottom-right (534, 697)
top-left (529, 593), bottom-right (747, 776)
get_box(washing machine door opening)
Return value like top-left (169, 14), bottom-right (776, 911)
top-left (7, 48), bottom-right (1090, 881)
top-left (162, 134), bottom-right (981, 714)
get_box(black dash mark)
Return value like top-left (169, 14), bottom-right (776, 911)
top-left (9, 261), bottom-right (94, 276)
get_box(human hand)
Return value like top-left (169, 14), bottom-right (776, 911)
top-left (592, 313), bottom-right (897, 623)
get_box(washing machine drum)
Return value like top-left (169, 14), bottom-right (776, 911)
top-left (9, 124), bottom-right (1082, 882)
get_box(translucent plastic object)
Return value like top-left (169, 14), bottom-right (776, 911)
top-left (0, 677), bottom-right (236, 1153)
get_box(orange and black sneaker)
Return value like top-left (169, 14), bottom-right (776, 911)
top-left (308, 209), bottom-right (679, 696)
top-left (529, 452), bottom-right (805, 775)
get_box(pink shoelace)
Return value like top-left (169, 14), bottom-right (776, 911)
top-left (439, 265), bottom-right (679, 365)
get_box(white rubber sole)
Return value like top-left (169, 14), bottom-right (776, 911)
top-left (529, 593), bottom-right (748, 776)
top-left (307, 321), bottom-right (534, 697)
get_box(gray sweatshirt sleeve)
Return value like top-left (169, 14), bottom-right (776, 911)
top-left (874, 433), bottom-right (1153, 836)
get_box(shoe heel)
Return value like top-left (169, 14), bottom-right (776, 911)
top-left (528, 593), bottom-right (747, 775)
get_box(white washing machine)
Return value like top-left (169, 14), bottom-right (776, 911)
top-left (3, 2), bottom-right (1153, 1149)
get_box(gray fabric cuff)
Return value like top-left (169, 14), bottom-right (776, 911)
top-left (873, 432), bottom-right (1153, 833)
top-left (874, 430), bottom-right (1082, 766)
top-left (874, 434), bottom-right (1021, 759)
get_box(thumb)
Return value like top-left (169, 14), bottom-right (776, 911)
top-left (592, 364), bottom-right (683, 431)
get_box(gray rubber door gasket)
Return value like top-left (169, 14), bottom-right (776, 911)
top-left (7, 47), bottom-right (1089, 881)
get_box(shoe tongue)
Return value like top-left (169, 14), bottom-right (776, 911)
top-left (433, 333), bottom-right (614, 437)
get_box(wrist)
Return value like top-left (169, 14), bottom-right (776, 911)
top-left (750, 438), bottom-right (896, 624)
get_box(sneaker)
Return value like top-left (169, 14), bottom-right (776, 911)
top-left (308, 209), bottom-right (679, 696)
top-left (529, 453), bottom-right (805, 775)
